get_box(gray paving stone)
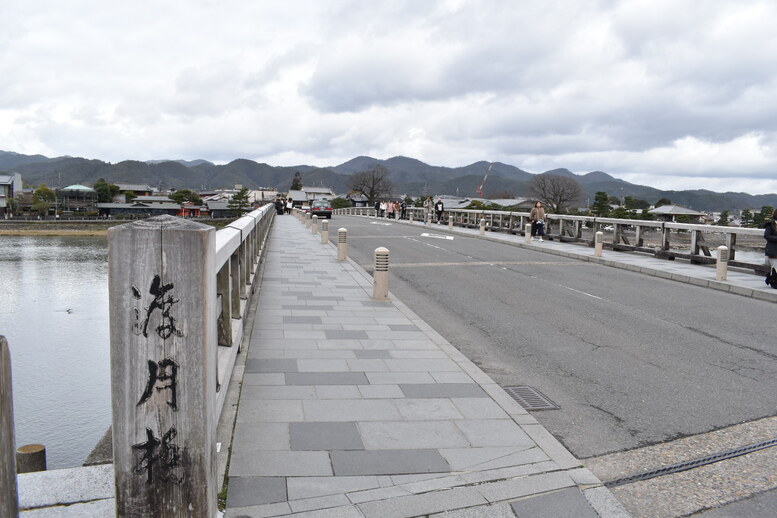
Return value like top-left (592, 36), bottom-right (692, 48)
top-left (226, 476), bottom-right (286, 507)
top-left (326, 330), bottom-right (370, 339)
top-left (233, 422), bottom-right (290, 452)
top-left (429, 503), bottom-right (517, 517)
top-left (289, 493), bottom-right (352, 513)
top-left (357, 486), bottom-right (487, 518)
top-left (242, 373), bottom-right (286, 385)
top-left (284, 315), bottom-right (324, 324)
top-left (477, 471), bottom-right (575, 503)
top-left (225, 501), bottom-right (292, 518)
top-left (386, 359), bottom-right (460, 372)
top-left (455, 420), bottom-right (534, 447)
top-left (332, 449), bottom-right (451, 476)
top-left (290, 422), bottom-right (365, 451)
top-left (439, 446), bottom-right (549, 471)
top-left (354, 350), bottom-right (393, 359)
top-left (451, 398), bottom-right (510, 419)
top-left (358, 385), bottom-right (405, 399)
top-left (510, 486), bottom-right (598, 517)
top-left (235, 399), bottom-right (305, 423)
top-left (394, 399), bottom-right (465, 420)
top-left (315, 385), bottom-right (362, 399)
top-left (245, 358), bottom-right (299, 373)
top-left (285, 372), bottom-right (370, 385)
top-left (241, 385), bottom-right (317, 400)
top-left (303, 399), bottom-right (402, 421)
top-left (367, 372), bottom-right (436, 384)
top-left (229, 451), bottom-right (334, 477)
top-left (286, 475), bottom-right (382, 500)
top-left (399, 383), bottom-right (488, 398)
top-left (359, 421), bottom-right (469, 449)
top-left (297, 359), bottom-right (351, 372)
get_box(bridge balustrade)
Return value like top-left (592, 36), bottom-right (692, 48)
top-left (107, 205), bottom-right (273, 517)
top-left (335, 207), bottom-right (768, 273)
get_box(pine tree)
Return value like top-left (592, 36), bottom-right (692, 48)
top-left (227, 187), bottom-right (251, 215)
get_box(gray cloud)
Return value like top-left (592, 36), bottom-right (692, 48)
top-left (2, 0), bottom-right (777, 193)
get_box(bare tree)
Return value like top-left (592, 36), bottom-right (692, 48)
top-left (528, 174), bottom-right (583, 213)
top-left (348, 165), bottom-right (394, 205)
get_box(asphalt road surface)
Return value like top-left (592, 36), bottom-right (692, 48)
top-left (327, 215), bottom-right (777, 516)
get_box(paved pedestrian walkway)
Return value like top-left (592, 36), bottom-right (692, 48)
top-left (224, 215), bottom-right (630, 517)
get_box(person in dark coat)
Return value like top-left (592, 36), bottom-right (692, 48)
top-left (435, 199), bottom-right (444, 224)
top-left (764, 209), bottom-right (777, 288)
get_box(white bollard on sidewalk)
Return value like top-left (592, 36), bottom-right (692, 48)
top-left (525, 223), bottom-right (532, 243)
top-left (337, 228), bottom-right (348, 261)
top-left (594, 231), bottom-right (604, 257)
top-left (321, 219), bottom-right (329, 244)
top-left (716, 245), bottom-right (728, 281)
top-left (373, 247), bottom-right (389, 301)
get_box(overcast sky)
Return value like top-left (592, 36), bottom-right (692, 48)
top-left (3, 1), bottom-right (777, 194)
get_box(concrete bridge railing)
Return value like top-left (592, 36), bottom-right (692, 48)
top-left (335, 207), bottom-right (768, 273)
top-left (106, 205), bottom-right (273, 517)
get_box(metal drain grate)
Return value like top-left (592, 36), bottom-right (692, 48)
top-left (503, 386), bottom-right (559, 410)
top-left (604, 438), bottom-right (777, 488)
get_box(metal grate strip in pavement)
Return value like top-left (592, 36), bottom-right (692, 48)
top-left (503, 386), bottom-right (559, 411)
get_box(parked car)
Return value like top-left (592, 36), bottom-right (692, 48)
top-left (310, 199), bottom-right (333, 219)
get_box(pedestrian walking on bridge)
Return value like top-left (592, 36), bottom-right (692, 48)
top-left (764, 209), bottom-right (777, 288)
top-left (530, 201), bottom-right (546, 242)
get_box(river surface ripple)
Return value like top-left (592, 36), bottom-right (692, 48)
top-left (0, 235), bottom-right (110, 469)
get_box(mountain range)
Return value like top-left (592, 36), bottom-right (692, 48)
top-left (1, 150), bottom-right (775, 212)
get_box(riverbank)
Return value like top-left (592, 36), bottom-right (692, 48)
top-left (0, 218), bottom-right (235, 236)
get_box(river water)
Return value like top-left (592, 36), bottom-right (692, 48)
top-left (0, 235), bottom-right (110, 469)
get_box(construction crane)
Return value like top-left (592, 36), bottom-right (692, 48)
top-left (476, 162), bottom-right (493, 197)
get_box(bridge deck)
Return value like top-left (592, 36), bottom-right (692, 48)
top-left (224, 215), bottom-right (623, 517)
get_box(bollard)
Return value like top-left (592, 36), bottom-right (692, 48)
top-left (426, 214), bottom-right (431, 226)
top-left (312, 215), bottom-right (318, 234)
top-left (1, 336), bottom-right (19, 517)
top-left (321, 220), bottom-right (329, 244)
top-left (525, 223), bottom-right (532, 244)
top-left (15, 444), bottom-right (46, 473)
top-left (409, 212), bottom-right (414, 223)
top-left (479, 218), bottom-right (485, 235)
top-left (337, 228), bottom-right (348, 261)
top-left (448, 214), bottom-right (453, 230)
top-left (716, 245), bottom-right (728, 281)
top-left (305, 212), bottom-right (312, 228)
top-left (594, 231), bottom-right (604, 257)
top-left (373, 247), bottom-right (390, 301)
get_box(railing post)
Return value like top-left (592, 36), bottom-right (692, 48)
top-left (321, 219), bottom-right (329, 244)
top-left (373, 247), bottom-right (389, 301)
top-left (16, 444), bottom-right (46, 473)
top-left (108, 215), bottom-right (217, 517)
top-left (525, 223), bottom-right (532, 243)
top-left (337, 228), bottom-right (348, 261)
top-left (312, 215), bottom-right (318, 234)
top-left (1, 336), bottom-right (19, 518)
top-left (479, 218), bottom-right (486, 235)
top-left (595, 231), bottom-right (604, 257)
top-left (716, 246), bottom-right (729, 281)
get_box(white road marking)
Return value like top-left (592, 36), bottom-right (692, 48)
top-left (420, 233), bottom-right (454, 240)
top-left (371, 222), bottom-right (393, 226)
top-left (564, 286), bottom-right (603, 299)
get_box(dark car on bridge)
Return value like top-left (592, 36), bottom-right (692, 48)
top-left (310, 199), bottom-right (333, 219)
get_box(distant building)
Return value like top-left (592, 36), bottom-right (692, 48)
top-left (286, 190), bottom-right (308, 207)
top-left (648, 204), bottom-right (706, 223)
top-left (0, 172), bottom-right (22, 216)
top-left (302, 186), bottom-right (335, 201)
top-left (115, 183), bottom-right (154, 197)
top-left (57, 184), bottom-right (98, 213)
